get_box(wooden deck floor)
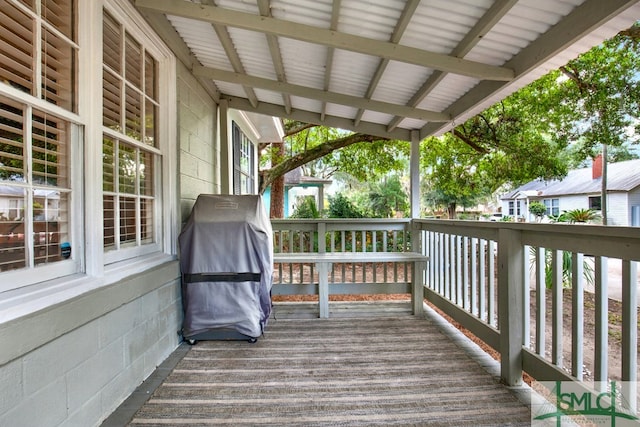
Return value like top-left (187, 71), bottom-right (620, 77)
top-left (115, 302), bottom-right (532, 426)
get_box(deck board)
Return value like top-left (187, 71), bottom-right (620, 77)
top-left (127, 302), bottom-right (531, 426)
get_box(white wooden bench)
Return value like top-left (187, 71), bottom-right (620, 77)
top-left (273, 252), bottom-right (428, 318)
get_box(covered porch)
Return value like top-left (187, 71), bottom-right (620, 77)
top-left (2, 1), bottom-right (640, 426)
top-left (103, 218), bottom-right (640, 425)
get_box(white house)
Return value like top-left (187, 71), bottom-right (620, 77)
top-left (501, 157), bottom-right (640, 225)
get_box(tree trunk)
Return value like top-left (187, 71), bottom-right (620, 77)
top-left (447, 203), bottom-right (457, 219)
top-left (270, 144), bottom-right (285, 218)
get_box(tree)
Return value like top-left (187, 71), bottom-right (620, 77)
top-left (260, 122), bottom-right (388, 196)
top-left (260, 121), bottom-right (409, 218)
top-left (367, 175), bottom-right (408, 218)
top-left (528, 202), bottom-right (547, 222)
top-left (422, 23), bottom-right (640, 217)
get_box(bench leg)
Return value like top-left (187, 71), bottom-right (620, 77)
top-left (412, 261), bottom-right (426, 316)
top-left (317, 262), bottom-right (331, 318)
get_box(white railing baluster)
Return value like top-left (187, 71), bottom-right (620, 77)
top-left (442, 233), bottom-right (448, 297)
top-left (571, 252), bottom-right (584, 381)
top-left (535, 247), bottom-right (546, 357)
top-left (478, 238), bottom-right (486, 321)
top-left (469, 237), bottom-right (477, 314)
top-left (351, 230), bottom-right (356, 282)
top-left (463, 236), bottom-right (469, 310)
top-left (523, 245), bottom-right (530, 348)
top-left (552, 250), bottom-right (563, 369)
top-left (450, 235), bottom-right (455, 303)
top-left (488, 240), bottom-right (496, 327)
top-left (455, 235), bottom-right (462, 305)
top-left (621, 260), bottom-right (638, 412)
top-left (594, 256), bottom-right (608, 392)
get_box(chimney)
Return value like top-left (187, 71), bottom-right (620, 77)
top-left (592, 154), bottom-right (603, 179)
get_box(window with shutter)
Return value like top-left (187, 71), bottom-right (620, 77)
top-left (0, 96), bottom-right (71, 273)
top-left (0, 0), bottom-right (76, 111)
top-left (102, 9), bottom-right (160, 258)
top-left (0, 0), bottom-right (77, 285)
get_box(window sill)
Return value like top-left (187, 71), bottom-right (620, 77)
top-left (0, 252), bottom-right (177, 325)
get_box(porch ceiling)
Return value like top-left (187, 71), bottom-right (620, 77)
top-left (134, 0), bottom-right (640, 141)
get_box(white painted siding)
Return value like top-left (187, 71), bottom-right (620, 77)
top-left (557, 194), bottom-right (589, 213)
top-left (629, 188), bottom-right (640, 226)
top-left (607, 192), bottom-right (630, 226)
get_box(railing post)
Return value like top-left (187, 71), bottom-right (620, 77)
top-left (411, 221), bottom-right (424, 315)
top-left (318, 221), bottom-right (326, 253)
top-left (498, 227), bottom-right (523, 386)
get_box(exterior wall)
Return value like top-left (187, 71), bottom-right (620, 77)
top-left (556, 194), bottom-right (588, 213)
top-left (629, 188), bottom-right (640, 226)
top-left (178, 61), bottom-right (219, 225)
top-left (0, 262), bottom-right (181, 427)
top-left (607, 192), bottom-right (630, 226)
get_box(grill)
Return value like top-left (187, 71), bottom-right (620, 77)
top-left (178, 194), bottom-right (273, 343)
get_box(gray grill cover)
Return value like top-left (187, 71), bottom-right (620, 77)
top-left (179, 194), bottom-right (273, 339)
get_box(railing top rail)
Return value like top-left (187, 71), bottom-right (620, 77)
top-left (271, 218), bottom-right (412, 225)
top-left (412, 219), bottom-right (640, 261)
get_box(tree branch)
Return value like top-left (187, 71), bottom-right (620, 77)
top-left (450, 128), bottom-right (489, 154)
top-left (283, 122), bottom-right (316, 137)
top-left (559, 65), bottom-right (596, 94)
top-left (259, 133), bottom-right (385, 193)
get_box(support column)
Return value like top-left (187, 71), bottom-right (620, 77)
top-left (498, 228), bottom-right (524, 386)
top-left (218, 99), bottom-right (232, 194)
top-left (410, 131), bottom-right (421, 219)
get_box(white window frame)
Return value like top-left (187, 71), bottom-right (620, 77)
top-left (232, 121), bottom-right (255, 195)
top-left (0, 0), bottom-right (177, 296)
top-left (543, 198), bottom-right (560, 216)
top-left (0, 0), bottom-right (84, 292)
top-left (100, 0), bottom-right (177, 266)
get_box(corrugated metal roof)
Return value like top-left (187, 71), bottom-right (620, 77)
top-left (136, 0), bottom-right (640, 141)
top-left (503, 159), bottom-right (640, 199)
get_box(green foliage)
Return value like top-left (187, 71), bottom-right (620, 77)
top-left (528, 202), bottom-right (547, 220)
top-left (332, 140), bottom-right (409, 182)
top-left (421, 26), bottom-right (640, 212)
top-left (500, 215), bottom-right (513, 222)
top-left (530, 247), bottom-right (595, 289)
top-left (367, 175), bottom-right (408, 218)
top-left (327, 193), bottom-right (364, 218)
top-left (552, 208), bottom-right (602, 224)
top-left (289, 196), bottom-right (320, 219)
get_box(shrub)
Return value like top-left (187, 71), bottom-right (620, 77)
top-left (290, 196), bottom-right (320, 218)
top-left (327, 193), bottom-right (364, 218)
top-left (528, 202), bottom-right (546, 220)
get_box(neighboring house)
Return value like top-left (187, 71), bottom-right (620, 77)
top-left (263, 168), bottom-right (332, 217)
top-left (501, 156), bottom-right (640, 225)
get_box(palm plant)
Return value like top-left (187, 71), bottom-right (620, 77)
top-left (563, 208), bottom-right (602, 224)
top-left (530, 247), bottom-right (594, 289)
top-left (550, 208), bottom-right (601, 224)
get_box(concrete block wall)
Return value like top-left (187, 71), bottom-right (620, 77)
top-left (178, 62), bottom-right (219, 224)
top-left (0, 262), bottom-right (182, 427)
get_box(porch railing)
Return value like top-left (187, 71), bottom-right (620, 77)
top-left (271, 218), bottom-right (640, 412)
top-left (271, 218), bottom-right (414, 297)
top-left (413, 219), bottom-right (640, 412)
